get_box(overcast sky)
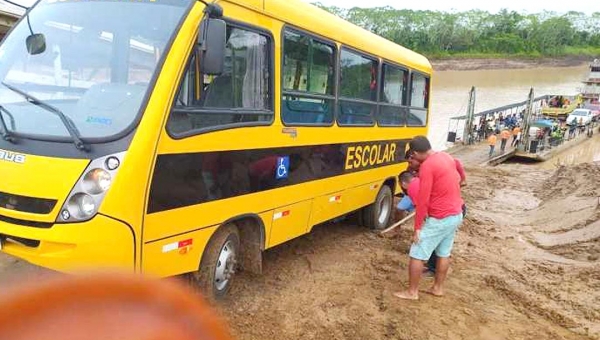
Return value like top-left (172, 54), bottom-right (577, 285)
top-left (2, 0), bottom-right (33, 8)
top-left (3, 0), bottom-right (599, 14)
top-left (307, 0), bottom-right (600, 14)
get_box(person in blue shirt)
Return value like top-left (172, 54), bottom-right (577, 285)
top-left (397, 194), bottom-right (415, 213)
top-left (397, 170), bottom-right (417, 210)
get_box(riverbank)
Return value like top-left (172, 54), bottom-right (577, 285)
top-left (432, 55), bottom-right (594, 71)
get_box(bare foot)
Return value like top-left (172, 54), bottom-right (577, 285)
top-left (425, 287), bottom-right (444, 297)
top-left (393, 291), bottom-right (419, 300)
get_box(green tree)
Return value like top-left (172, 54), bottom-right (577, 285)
top-left (313, 3), bottom-right (600, 58)
top-left (532, 17), bottom-right (576, 54)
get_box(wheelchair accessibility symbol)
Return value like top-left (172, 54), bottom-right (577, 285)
top-left (276, 156), bottom-right (289, 179)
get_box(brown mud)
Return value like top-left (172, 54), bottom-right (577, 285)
top-left (215, 160), bottom-right (600, 340)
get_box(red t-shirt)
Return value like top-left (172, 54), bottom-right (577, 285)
top-left (414, 152), bottom-right (464, 230)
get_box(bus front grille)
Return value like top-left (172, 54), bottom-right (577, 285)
top-left (0, 191), bottom-right (57, 215)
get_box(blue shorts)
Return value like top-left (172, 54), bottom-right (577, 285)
top-left (409, 213), bottom-right (463, 261)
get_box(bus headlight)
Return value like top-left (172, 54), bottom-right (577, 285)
top-left (83, 169), bottom-right (112, 194)
top-left (68, 193), bottom-right (96, 218)
top-left (57, 151), bottom-right (126, 223)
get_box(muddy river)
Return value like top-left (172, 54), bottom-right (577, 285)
top-left (430, 64), bottom-right (589, 150)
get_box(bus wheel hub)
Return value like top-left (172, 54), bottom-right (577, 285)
top-left (214, 240), bottom-right (237, 291)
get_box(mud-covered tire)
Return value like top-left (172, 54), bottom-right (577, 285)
top-left (362, 185), bottom-right (393, 230)
top-left (192, 224), bottom-right (240, 300)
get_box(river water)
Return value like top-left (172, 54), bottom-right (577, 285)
top-left (429, 64), bottom-right (589, 150)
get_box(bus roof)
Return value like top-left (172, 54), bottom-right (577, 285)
top-left (230, 0), bottom-right (432, 75)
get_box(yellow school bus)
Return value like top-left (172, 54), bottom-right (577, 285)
top-left (0, 0), bottom-right (430, 297)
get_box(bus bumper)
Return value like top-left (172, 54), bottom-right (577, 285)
top-left (0, 214), bottom-right (135, 273)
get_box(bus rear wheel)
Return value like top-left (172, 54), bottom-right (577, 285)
top-left (362, 185), bottom-right (393, 230)
top-left (192, 224), bottom-right (240, 300)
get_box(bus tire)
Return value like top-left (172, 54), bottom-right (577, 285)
top-left (362, 185), bottom-right (393, 230)
top-left (193, 224), bottom-right (240, 300)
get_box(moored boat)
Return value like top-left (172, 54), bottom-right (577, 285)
top-left (541, 94), bottom-right (581, 118)
top-left (580, 59), bottom-right (600, 120)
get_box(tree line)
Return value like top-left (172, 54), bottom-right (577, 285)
top-left (314, 4), bottom-right (600, 58)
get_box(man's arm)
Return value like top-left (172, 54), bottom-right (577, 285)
top-left (454, 158), bottom-right (467, 187)
top-left (414, 166), bottom-right (432, 231)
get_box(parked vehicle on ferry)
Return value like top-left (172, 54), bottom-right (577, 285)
top-left (566, 109), bottom-right (593, 126)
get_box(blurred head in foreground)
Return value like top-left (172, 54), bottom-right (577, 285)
top-left (0, 273), bottom-right (232, 340)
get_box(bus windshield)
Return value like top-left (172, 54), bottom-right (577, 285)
top-left (0, 0), bottom-right (190, 141)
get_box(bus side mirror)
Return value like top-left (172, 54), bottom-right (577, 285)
top-left (198, 18), bottom-right (226, 76)
top-left (26, 33), bottom-right (46, 55)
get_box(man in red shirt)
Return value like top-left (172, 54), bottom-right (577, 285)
top-left (399, 148), bottom-right (467, 278)
top-left (395, 136), bottom-right (464, 300)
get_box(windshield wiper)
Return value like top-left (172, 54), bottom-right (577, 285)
top-left (1, 82), bottom-right (88, 151)
top-left (0, 105), bottom-right (17, 143)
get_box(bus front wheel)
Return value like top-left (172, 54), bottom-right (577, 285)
top-left (192, 224), bottom-right (240, 300)
top-left (362, 185), bottom-right (393, 230)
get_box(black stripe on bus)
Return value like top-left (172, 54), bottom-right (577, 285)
top-left (147, 139), bottom-right (410, 213)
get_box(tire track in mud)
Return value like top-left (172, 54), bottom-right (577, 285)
top-left (469, 162), bottom-right (600, 339)
top-left (484, 275), bottom-right (579, 329)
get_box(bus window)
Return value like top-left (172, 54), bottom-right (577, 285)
top-left (167, 25), bottom-right (273, 135)
top-left (407, 72), bottom-right (429, 127)
top-left (378, 63), bottom-right (408, 126)
top-left (338, 49), bottom-right (378, 126)
top-left (281, 29), bottom-right (335, 125)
